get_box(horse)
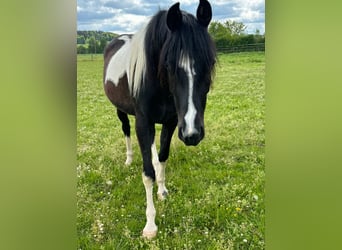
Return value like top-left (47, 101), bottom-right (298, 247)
top-left (103, 0), bottom-right (216, 238)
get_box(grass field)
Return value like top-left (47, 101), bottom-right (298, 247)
top-left (77, 52), bottom-right (265, 249)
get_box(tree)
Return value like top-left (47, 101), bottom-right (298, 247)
top-left (99, 37), bottom-right (108, 53)
top-left (209, 20), bottom-right (249, 47)
top-left (254, 29), bottom-right (265, 44)
top-left (77, 45), bottom-right (87, 54)
top-left (224, 20), bottom-right (247, 36)
top-left (208, 21), bottom-right (231, 47)
top-left (237, 34), bottom-right (255, 45)
top-left (77, 31), bottom-right (118, 54)
top-left (88, 36), bottom-right (99, 54)
top-left (77, 35), bottom-right (85, 44)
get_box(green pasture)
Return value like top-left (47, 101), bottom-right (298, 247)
top-left (77, 52), bottom-right (265, 249)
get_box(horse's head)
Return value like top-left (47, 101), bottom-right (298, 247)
top-left (160, 0), bottom-right (216, 146)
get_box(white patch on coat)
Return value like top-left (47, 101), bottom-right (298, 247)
top-left (179, 53), bottom-right (198, 135)
top-left (105, 36), bottom-right (131, 86)
top-left (142, 174), bottom-right (157, 238)
top-left (105, 23), bottom-right (148, 97)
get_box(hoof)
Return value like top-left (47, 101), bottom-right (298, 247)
top-left (142, 230), bottom-right (157, 239)
top-left (125, 158), bottom-right (132, 166)
top-left (157, 191), bottom-right (168, 201)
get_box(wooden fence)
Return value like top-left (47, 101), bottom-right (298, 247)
top-left (216, 43), bottom-right (265, 53)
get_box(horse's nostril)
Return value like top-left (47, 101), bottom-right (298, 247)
top-left (185, 135), bottom-right (198, 145)
top-left (182, 129), bottom-right (202, 146)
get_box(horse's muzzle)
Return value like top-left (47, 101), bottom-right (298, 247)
top-left (178, 126), bottom-right (204, 146)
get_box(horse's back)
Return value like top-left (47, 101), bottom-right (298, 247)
top-left (103, 35), bottom-right (135, 115)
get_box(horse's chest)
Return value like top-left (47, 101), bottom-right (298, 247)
top-left (145, 96), bottom-right (176, 123)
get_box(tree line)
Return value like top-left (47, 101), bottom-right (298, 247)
top-left (77, 21), bottom-right (264, 54)
top-left (77, 31), bottom-right (118, 54)
top-left (209, 20), bottom-right (265, 48)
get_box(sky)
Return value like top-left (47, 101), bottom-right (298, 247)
top-left (77, 0), bottom-right (264, 34)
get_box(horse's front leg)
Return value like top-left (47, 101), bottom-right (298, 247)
top-left (156, 118), bottom-right (177, 200)
top-left (135, 116), bottom-right (157, 239)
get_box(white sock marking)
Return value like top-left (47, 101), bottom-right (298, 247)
top-left (157, 162), bottom-right (168, 200)
top-left (151, 141), bottom-right (159, 171)
top-left (151, 141), bottom-right (168, 200)
top-left (179, 53), bottom-right (198, 135)
top-left (125, 136), bottom-right (133, 165)
top-left (142, 174), bottom-right (157, 237)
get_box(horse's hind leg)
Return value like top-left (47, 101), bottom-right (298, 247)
top-left (117, 109), bottom-right (133, 165)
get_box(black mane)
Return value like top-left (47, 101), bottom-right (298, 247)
top-left (144, 9), bottom-right (216, 85)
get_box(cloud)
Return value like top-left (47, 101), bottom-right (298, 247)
top-left (77, 10), bottom-right (115, 23)
top-left (107, 14), bottom-right (150, 33)
top-left (77, 0), bottom-right (265, 34)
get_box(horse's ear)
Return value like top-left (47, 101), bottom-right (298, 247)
top-left (196, 0), bottom-right (212, 27)
top-left (167, 2), bottom-right (182, 31)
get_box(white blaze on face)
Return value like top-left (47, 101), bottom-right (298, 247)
top-left (105, 36), bottom-right (131, 86)
top-left (179, 53), bottom-right (198, 135)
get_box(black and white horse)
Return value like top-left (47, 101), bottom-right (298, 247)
top-left (103, 0), bottom-right (216, 238)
